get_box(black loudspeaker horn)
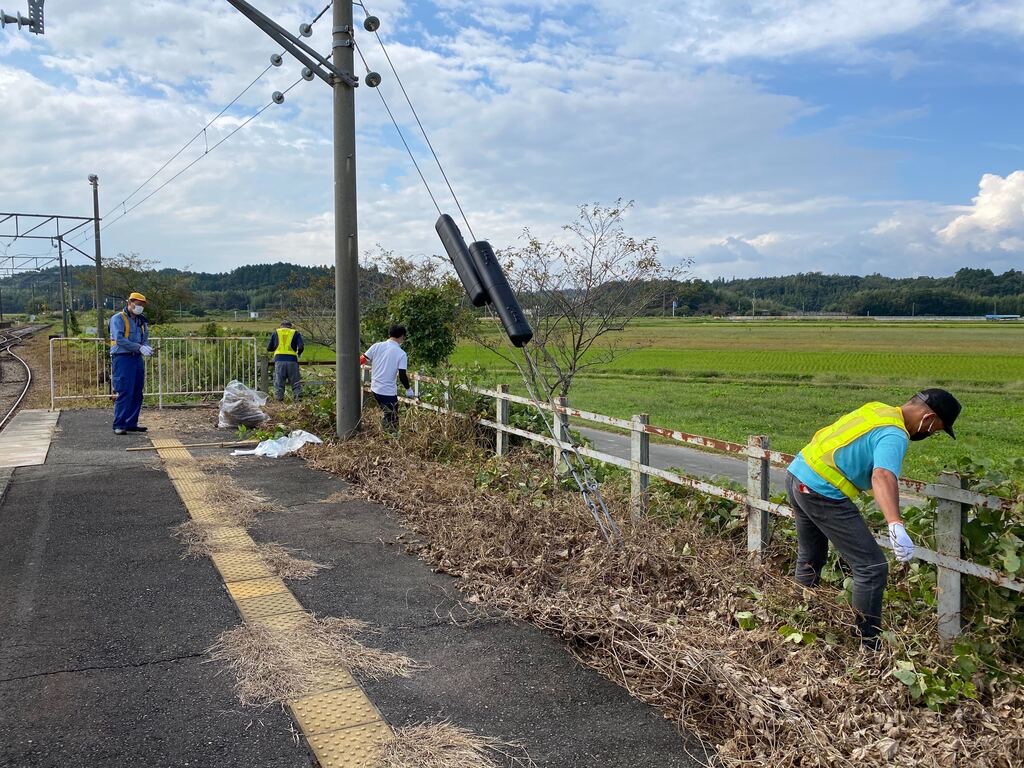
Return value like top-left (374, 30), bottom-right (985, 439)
top-left (468, 240), bottom-right (533, 347)
top-left (435, 214), bottom-right (487, 307)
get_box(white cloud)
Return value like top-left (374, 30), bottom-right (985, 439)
top-left (1, 0), bottom-right (1022, 284)
top-left (938, 171), bottom-right (1024, 250)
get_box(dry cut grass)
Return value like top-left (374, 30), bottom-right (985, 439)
top-left (171, 521), bottom-right (329, 580)
top-left (208, 616), bottom-right (425, 706)
top-left (379, 722), bottom-right (534, 768)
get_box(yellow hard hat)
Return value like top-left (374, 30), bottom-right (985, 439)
top-left (128, 292), bottom-right (147, 303)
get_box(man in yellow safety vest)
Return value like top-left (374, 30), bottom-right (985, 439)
top-left (266, 320), bottom-right (304, 401)
top-left (786, 388), bottom-right (961, 650)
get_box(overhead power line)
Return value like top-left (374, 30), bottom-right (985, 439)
top-left (356, 1), bottom-right (477, 241)
top-left (352, 41), bottom-right (442, 217)
top-left (98, 76), bottom-right (306, 234)
top-left (73, 1), bottom-right (335, 243)
top-left (106, 64), bottom-right (274, 220)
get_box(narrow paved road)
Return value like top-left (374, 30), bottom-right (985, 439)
top-left (574, 425), bottom-right (791, 492)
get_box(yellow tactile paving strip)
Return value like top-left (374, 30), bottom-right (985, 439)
top-left (210, 551), bottom-right (273, 582)
top-left (151, 437), bottom-right (390, 767)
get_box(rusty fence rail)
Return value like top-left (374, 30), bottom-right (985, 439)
top-left (373, 369), bottom-right (1023, 641)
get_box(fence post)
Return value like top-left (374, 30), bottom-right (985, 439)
top-left (553, 396), bottom-right (568, 473)
top-left (49, 338), bottom-right (55, 411)
top-left (746, 435), bottom-right (771, 558)
top-left (413, 372), bottom-right (421, 400)
top-left (495, 384), bottom-right (509, 457)
top-left (936, 471), bottom-right (967, 642)
top-left (257, 357), bottom-right (269, 393)
top-left (157, 347), bottom-right (163, 410)
top-left (630, 413), bottom-right (650, 519)
top-left (360, 365), bottom-right (370, 408)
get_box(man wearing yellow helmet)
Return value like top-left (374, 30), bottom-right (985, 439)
top-left (109, 291), bottom-right (153, 435)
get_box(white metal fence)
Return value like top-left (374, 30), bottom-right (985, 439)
top-left (49, 337), bottom-right (259, 409)
top-left (382, 371), bottom-right (1023, 641)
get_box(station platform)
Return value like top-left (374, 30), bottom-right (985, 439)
top-left (0, 409), bottom-right (703, 768)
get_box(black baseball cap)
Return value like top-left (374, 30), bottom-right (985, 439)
top-left (916, 388), bottom-right (961, 438)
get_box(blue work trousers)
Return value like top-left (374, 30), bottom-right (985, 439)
top-left (111, 353), bottom-right (146, 430)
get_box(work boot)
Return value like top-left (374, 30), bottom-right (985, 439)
top-left (127, 426), bottom-right (148, 432)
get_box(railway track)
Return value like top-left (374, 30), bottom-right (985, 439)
top-left (0, 325), bottom-right (46, 431)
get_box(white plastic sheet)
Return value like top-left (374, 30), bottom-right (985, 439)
top-left (231, 429), bottom-right (323, 458)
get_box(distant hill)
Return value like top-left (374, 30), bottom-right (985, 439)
top-left (0, 262), bottom-right (388, 316)
top-left (1, 262), bottom-right (1021, 318)
top-left (693, 268), bottom-right (1024, 317)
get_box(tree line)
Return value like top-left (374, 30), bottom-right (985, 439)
top-left (625, 268), bottom-right (1024, 317)
top-left (2, 254), bottom-right (1021, 321)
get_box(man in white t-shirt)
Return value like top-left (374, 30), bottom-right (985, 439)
top-left (360, 324), bottom-right (413, 432)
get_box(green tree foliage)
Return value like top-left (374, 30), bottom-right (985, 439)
top-left (102, 252), bottom-right (194, 324)
top-left (362, 284), bottom-right (464, 368)
top-left (284, 249), bottom-right (468, 367)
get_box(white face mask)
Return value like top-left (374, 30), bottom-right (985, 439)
top-left (131, 304), bottom-right (145, 316)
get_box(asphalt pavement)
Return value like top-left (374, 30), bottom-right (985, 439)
top-left (0, 410), bottom-right (312, 768)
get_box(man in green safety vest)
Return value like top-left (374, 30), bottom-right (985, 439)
top-left (786, 388), bottom-right (961, 650)
top-left (266, 320), bottom-right (304, 401)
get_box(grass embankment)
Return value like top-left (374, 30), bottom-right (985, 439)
top-left (450, 319), bottom-right (1024, 479)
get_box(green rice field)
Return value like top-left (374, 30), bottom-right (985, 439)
top-left (449, 319), bottom-right (1024, 480)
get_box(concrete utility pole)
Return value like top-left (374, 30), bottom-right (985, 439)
top-left (333, 0), bottom-right (360, 439)
top-left (89, 174), bottom-right (105, 340)
top-left (225, 0), bottom-right (378, 439)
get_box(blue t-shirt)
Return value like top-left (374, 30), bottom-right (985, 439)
top-left (789, 426), bottom-right (908, 499)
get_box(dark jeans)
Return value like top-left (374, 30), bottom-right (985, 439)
top-left (372, 392), bottom-right (399, 432)
top-left (273, 360), bottom-right (302, 400)
top-left (785, 472), bottom-right (889, 640)
top-left (111, 353), bottom-right (145, 430)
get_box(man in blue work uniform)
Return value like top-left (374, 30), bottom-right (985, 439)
top-left (786, 388), bottom-right (961, 649)
top-left (266, 320), bottom-right (304, 401)
top-left (109, 291), bottom-right (153, 435)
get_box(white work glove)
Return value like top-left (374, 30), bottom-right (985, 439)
top-left (405, 388), bottom-right (415, 398)
top-left (888, 522), bottom-right (915, 563)
top-left (140, 345), bottom-right (154, 357)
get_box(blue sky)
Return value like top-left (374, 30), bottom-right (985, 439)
top-left (1, 0), bottom-right (1023, 280)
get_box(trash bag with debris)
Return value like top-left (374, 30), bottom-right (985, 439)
top-left (217, 380), bottom-right (270, 429)
top-left (230, 429), bottom-right (322, 458)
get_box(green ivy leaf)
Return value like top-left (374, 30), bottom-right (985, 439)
top-left (735, 611), bottom-right (756, 630)
top-left (1002, 551), bottom-right (1021, 574)
top-left (892, 668), bottom-right (918, 686)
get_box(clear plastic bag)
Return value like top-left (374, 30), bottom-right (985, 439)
top-left (217, 380), bottom-right (270, 429)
